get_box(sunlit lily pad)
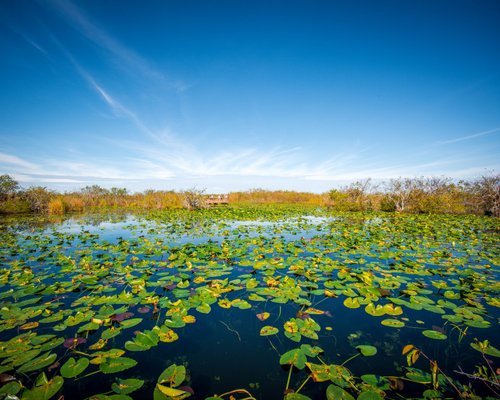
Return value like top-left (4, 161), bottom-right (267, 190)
top-left (380, 319), bottom-right (405, 328)
top-left (156, 384), bottom-right (190, 398)
top-left (256, 312), bottom-right (270, 321)
top-left (343, 297), bottom-right (361, 309)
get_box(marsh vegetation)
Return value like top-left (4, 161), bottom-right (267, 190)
top-left (0, 206), bottom-right (498, 399)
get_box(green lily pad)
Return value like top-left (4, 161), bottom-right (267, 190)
top-left (326, 384), bottom-right (355, 400)
top-left (357, 390), bottom-right (384, 400)
top-left (18, 352), bottom-right (57, 373)
top-left (111, 378), bottom-right (145, 394)
top-left (120, 318), bottom-right (143, 329)
top-left (465, 319), bottom-right (491, 328)
top-left (422, 330), bottom-right (447, 340)
top-left (280, 348), bottom-right (306, 369)
top-left (470, 341), bottom-right (500, 357)
top-left (343, 297), bottom-right (361, 309)
top-left (356, 345), bottom-right (377, 357)
top-left (285, 393), bottom-right (312, 400)
top-left (380, 319), bottom-right (405, 328)
top-left (0, 381), bottom-right (21, 396)
top-left (22, 373), bottom-right (64, 400)
top-left (99, 357), bottom-right (137, 374)
top-left (60, 357), bottom-right (90, 378)
top-left (300, 344), bottom-right (323, 357)
top-left (365, 303), bottom-right (385, 316)
top-left (158, 363), bottom-right (186, 387)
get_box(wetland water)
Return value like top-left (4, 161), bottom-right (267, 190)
top-left (0, 208), bottom-right (498, 399)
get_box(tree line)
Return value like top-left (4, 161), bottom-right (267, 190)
top-left (0, 173), bottom-right (498, 216)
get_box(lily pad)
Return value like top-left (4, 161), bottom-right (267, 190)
top-left (326, 384), bottom-right (355, 400)
top-left (18, 352), bottom-right (57, 373)
top-left (280, 348), bottom-right (306, 369)
top-left (422, 330), bottom-right (447, 340)
top-left (112, 378), bottom-right (145, 395)
top-left (60, 357), bottom-right (89, 378)
top-left (99, 357), bottom-right (137, 374)
top-left (260, 326), bottom-right (279, 336)
top-left (356, 345), bottom-right (377, 357)
top-left (21, 373), bottom-right (64, 400)
top-left (470, 341), bottom-right (500, 357)
top-left (380, 319), bottom-right (405, 328)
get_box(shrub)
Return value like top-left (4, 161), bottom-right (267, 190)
top-left (47, 198), bottom-right (66, 215)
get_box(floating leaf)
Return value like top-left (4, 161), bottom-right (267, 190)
top-left (120, 318), bottom-right (143, 329)
top-left (158, 364), bottom-right (186, 387)
top-left (343, 297), bottom-right (361, 309)
top-left (218, 299), bottom-right (232, 309)
top-left (156, 384), bottom-right (190, 397)
top-left (22, 374), bottom-right (63, 400)
top-left (300, 344), bottom-right (323, 357)
top-left (365, 303), bottom-right (385, 316)
top-left (112, 378), bottom-right (145, 395)
top-left (182, 315), bottom-right (196, 324)
top-left (60, 357), bottom-right (89, 378)
top-left (381, 319), bottom-right (405, 328)
top-left (280, 349), bottom-right (306, 369)
top-left (285, 393), bottom-right (312, 399)
top-left (259, 326), bottom-right (278, 336)
top-left (470, 341), bottom-right (500, 357)
top-left (357, 389), bottom-right (384, 400)
top-left (20, 321), bottom-right (39, 330)
top-left (256, 312), bottom-right (270, 321)
top-left (18, 352), bottom-right (57, 373)
top-left (422, 330), bottom-right (447, 340)
top-left (326, 384), bottom-right (355, 400)
top-left (99, 357), bottom-right (137, 374)
top-left (356, 345), bottom-right (377, 357)
top-left (196, 303), bottom-right (211, 314)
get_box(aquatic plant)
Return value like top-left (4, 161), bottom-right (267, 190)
top-left (0, 207), bottom-right (497, 399)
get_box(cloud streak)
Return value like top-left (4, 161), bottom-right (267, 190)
top-left (47, 0), bottom-right (185, 91)
top-left (0, 152), bottom-right (39, 170)
top-left (437, 127), bottom-right (500, 145)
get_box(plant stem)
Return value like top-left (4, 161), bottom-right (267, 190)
top-left (341, 353), bottom-right (360, 366)
top-left (219, 320), bottom-right (241, 342)
top-left (295, 374), bottom-right (311, 394)
top-left (75, 370), bottom-right (100, 381)
top-left (285, 364), bottom-right (293, 391)
top-left (217, 389), bottom-right (256, 400)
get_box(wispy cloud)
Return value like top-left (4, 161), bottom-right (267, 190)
top-left (49, 34), bottom-right (163, 143)
top-left (114, 139), bottom-right (365, 181)
top-left (437, 127), bottom-right (500, 145)
top-left (82, 72), bottom-right (157, 139)
top-left (0, 152), bottom-right (39, 170)
top-left (47, 0), bottom-right (185, 91)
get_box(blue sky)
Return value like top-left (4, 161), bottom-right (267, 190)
top-left (1, 0), bottom-right (499, 193)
